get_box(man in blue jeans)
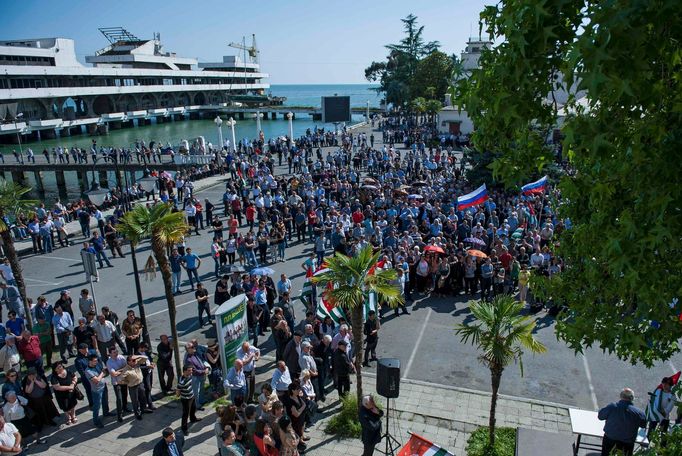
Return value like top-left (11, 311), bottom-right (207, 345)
top-left (90, 232), bottom-right (113, 268)
top-left (181, 248), bottom-right (201, 291)
top-left (169, 249), bottom-right (183, 294)
top-left (85, 353), bottom-right (114, 427)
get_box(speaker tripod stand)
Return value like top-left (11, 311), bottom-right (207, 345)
top-left (376, 397), bottom-right (401, 456)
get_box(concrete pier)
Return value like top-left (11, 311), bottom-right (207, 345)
top-left (76, 170), bottom-right (88, 193)
top-left (34, 171), bottom-right (45, 195)
top-left (98, 170), bottom-right (108, 188)
top-left (11, 170), bottom-right (27, 187)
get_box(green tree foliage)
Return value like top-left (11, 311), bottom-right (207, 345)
top-left (413, 51), bottom-right (454, 101)
top-left (452, 0), bottom-right (682, 366)
top-left (0, 180), bottom-right (38, 327)
top-left (456, 297), bottom-right (546, 447)
top-left (118, 203), bottom-right (188, 377)
top-left (365, 14), bottom-right (441, 107)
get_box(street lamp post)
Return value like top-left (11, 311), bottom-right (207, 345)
top-left (214, 116), bottom-right (224, 169)
top-left (287, 112), bottom-right (294, 142)
top-left (14, 113), bottom-right (24, 159)
top-left (226, 117), bottom-right (237, 153)
top-left (253, 111), bottom-right (263, 135)
top-left (214, 116), bottom-right (224, 149)
top-left (366, 100), bottom-right (370, 124)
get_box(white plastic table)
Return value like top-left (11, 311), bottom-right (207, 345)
top-left (569, 408), bottom-right (648, 455)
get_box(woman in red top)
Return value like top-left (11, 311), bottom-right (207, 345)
top-left (246, 204), bottom-right (257, 230)
top-left (253, 418), bottom-right (279, 456)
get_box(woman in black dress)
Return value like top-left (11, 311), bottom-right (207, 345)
top-left (282, 380), bottom-right (308, 444)
top-left (50, 362), bottom-right (80, 424)
top-left (22, 367), bottom-right (59, 435)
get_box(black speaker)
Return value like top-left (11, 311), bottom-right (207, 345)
top-left (376, 358), bottom-right (400, 398)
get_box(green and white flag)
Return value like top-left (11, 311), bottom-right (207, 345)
top-left (299, 268), bottom-right (314, 307)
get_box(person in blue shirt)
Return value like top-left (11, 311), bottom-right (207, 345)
top-left (89, 232), bottom-right (112, 268)
top-left (223, 359), bottom-right (247, 404)
top-left (169, 249), bottom-right (183, 295)
top-left (5, 312), bottom-right (24, 337)
top-left (598, 388), bottom-right (646, 456)
top-left (180, 248), bottom-right (201, 291)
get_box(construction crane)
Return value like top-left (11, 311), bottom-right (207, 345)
top-left (228, 34), bottom-right (259, 65)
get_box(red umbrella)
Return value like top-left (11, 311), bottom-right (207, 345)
top-left (424, 245), bottom-right (445, 255)
top-left (467, 249), bottom-right (488, 258)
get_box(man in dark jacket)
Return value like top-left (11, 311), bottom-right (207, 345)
top-left (282, 331), bottom-right (303, 378)
top-left (156, 334), bottom-right (174, 395)
top-left (332, 340), bottom-right (354, 397)
top-left (598, 388), bottom-right (647, 456)
top-left (152, 427), bottom-right (185, 456)
top-left (314, 334), bottom-right (333, 402)
top-left (359, 395), bottom-right (384, 456)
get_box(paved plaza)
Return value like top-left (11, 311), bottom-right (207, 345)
top-left (13, 122), bottom-right (673, 454)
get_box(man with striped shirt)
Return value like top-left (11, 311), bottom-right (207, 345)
top-left (176, 365), bottom-right (201, 434)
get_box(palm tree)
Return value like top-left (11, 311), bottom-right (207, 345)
top-left (409, 96), bottom-right (427, 125)
top-left (425, 99), bottom-right (443, 128)
top-left (455, 296), bottom-right (547, 447)
top-left (117, 203), bottom-right (188, 378)
top-left (0, 180), bottom-right (38, 327)
top-left (312, 245), bottom-right (403, 406)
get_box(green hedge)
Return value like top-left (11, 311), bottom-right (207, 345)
top-left (324, 395), bottom-right (362, 439)
top-left (466, 427), bottom-right (516, 456)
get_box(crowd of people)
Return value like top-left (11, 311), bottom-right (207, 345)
top-left (0, 112), bottom-right (668, 456)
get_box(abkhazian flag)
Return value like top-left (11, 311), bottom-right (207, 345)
top-left (397, 433), bottom-right (454, 456)
top-left (314, 264), bottom-right (348, 323)
top-left (299, 268), bottom-right (313, 306)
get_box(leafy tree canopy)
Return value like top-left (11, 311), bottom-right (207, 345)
top-left (365, 14), bottom-right (445, 107)
top-left (452, 0), bottom-right (682, 366)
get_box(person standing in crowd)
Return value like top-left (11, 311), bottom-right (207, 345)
top-left (224, 359), bottom-right (247, 404)
top-left (84, 353), bottom-right (114, 428)
top-left (50, 361), bottom-right (80, 425)
top-left (176, 365), bottom-right (201, 435)
top-left (359, 395), bottom-right (384, 456)
top-left (106, 347), bottom-right (129, 423)
top-left (598, 388), bottom-right (647, 456)
top-left (236, 341), bottom-right (260, 403)
top-left (52, 305), bottom-right (74, 363)
top-left (362, 310), bottom-right (380, 367)
top-left (156, 334), bottom-right (174, 395)
top-left (181, 247), bottom-right (202, 291)
top-left (196, 282), bottom-right (211, 328)
top-left (121, 310), bottom-right (143, 355)
top-left (117, 354), bottom-right (153, 420)
top-left (646, 376), bottom-right (675, 442)
top-left (184, 343), bottom-right (207, 411)
top-left (333, 340), bottom-right (354, 398)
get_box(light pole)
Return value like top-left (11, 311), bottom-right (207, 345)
top-left (14, 112), bottom-right (24, 158)
top-left (226, 117), bottom-right (237, 153)
top-left (253, 111), bottom-right (263, 136)
top-left (287, 112), bottom-right (294, 141)
top-left (214, 116), bottom-right (224, 169)
top-left (214, 116), bottom-right (224, 149)
top-left (366, 100), bottom-right (370, 124)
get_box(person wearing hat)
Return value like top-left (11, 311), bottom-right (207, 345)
top-left (332, 340), bottom-right (354, 398)
top-left (55, 290), bottom-right (75, 321)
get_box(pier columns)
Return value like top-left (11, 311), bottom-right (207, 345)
top-left (98, 170), bottom-right (109, 189)
top-left (114, 169), bottom-right (123, 188)
top-left (34, 171), bottom-right (45, 194)
top-left (76, 170), bottom-right (88, 193)
top-left (55, 170), bottom-right (68, 199)
top-left (11, 171), bottom-right (27, 187)
top-left (271, 112), bottom-right (277, 120)
top-left (238, 112), bottom-right (245, 120)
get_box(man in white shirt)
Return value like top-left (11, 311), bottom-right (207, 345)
top-left (93, 315), bottom-right (118, 361)
top-left (0, 415), bottom-right (22, 455)
top-left (236, 341), bottom-right (260, 403)
top-left (106, 347), bottom-right (129, 422)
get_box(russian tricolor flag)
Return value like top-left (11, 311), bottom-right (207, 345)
top-left (521, 176), bottom-right (548, 195)
top-left (457, 184), bottom-right (488, 211)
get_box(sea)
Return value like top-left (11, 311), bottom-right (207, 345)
top-left (1, 84), bottom-right (381, 201)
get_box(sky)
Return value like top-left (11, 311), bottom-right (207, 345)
top-left (0, 0), bottom-right (490, 84)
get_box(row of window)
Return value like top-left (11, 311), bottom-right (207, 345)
top-left (0, 55), bottom-right (55, 66)
top-left (0, 76), bottom-right (262, 90)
